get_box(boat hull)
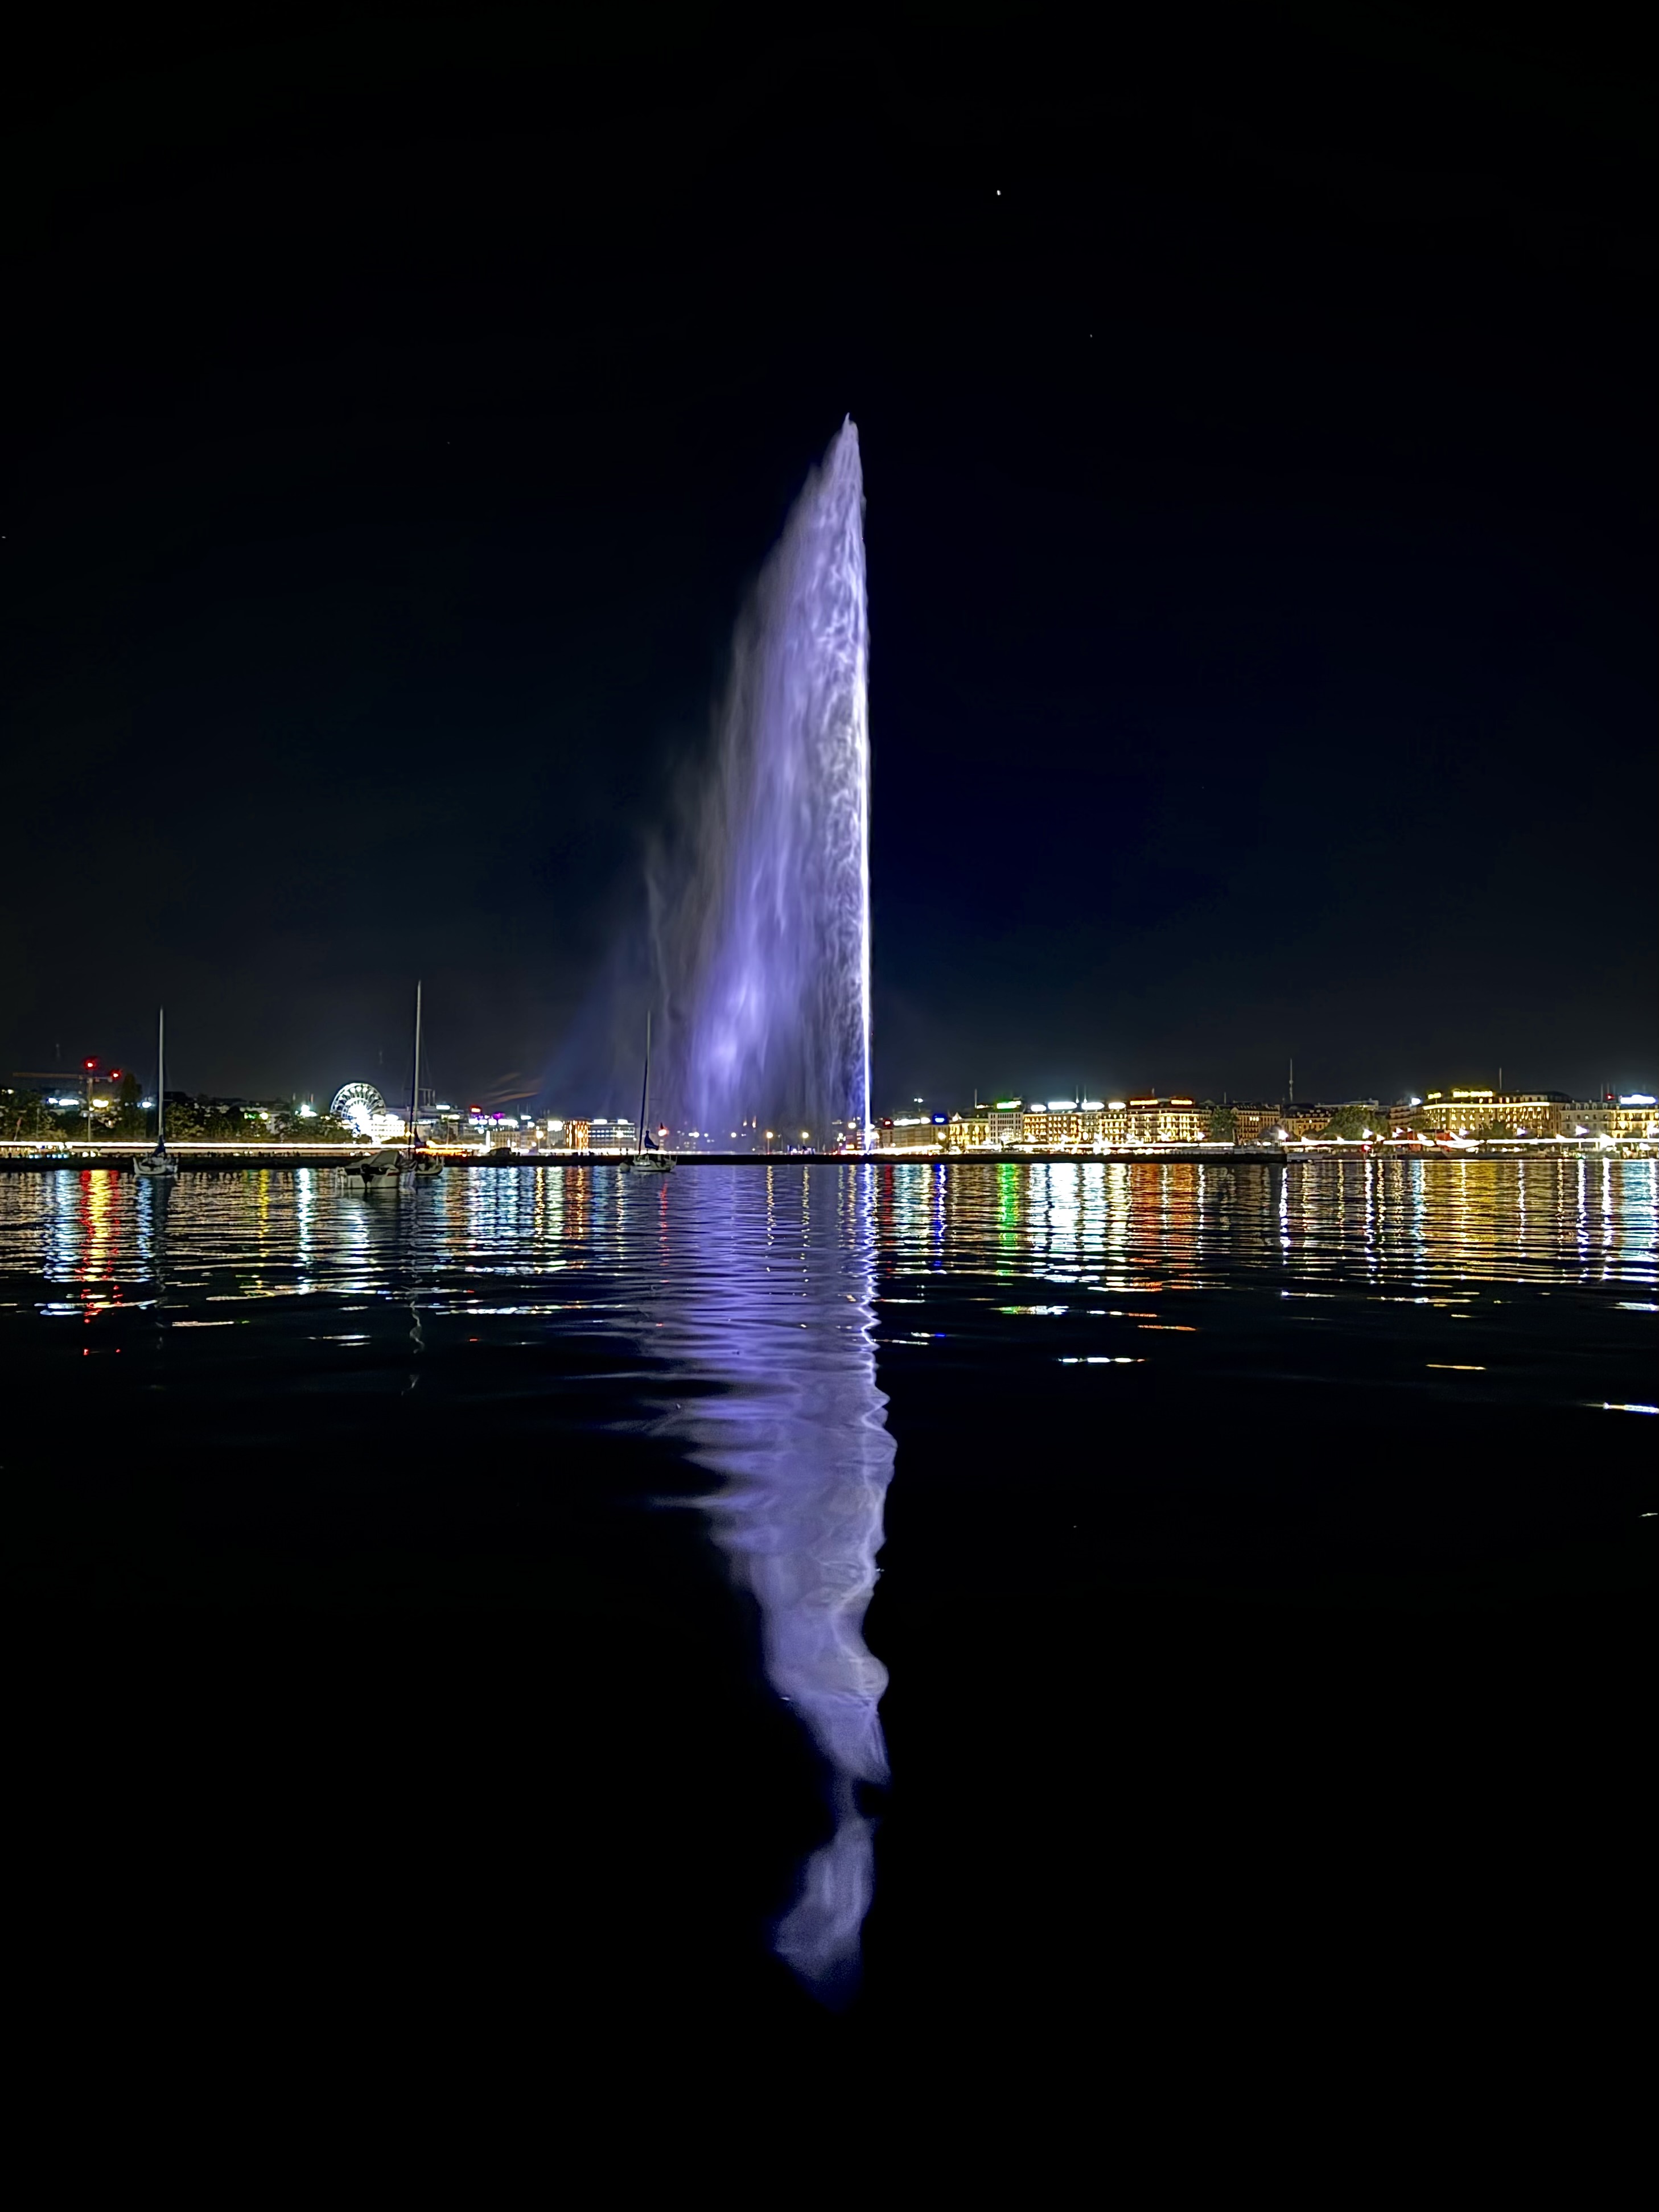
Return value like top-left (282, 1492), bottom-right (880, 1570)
top-left (343, 1148), bottom-right (403, 1185)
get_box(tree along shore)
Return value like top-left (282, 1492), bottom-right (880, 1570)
top-left (2, 1075), bottom-right (358, 1147)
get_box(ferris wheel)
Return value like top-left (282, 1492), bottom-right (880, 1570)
top-left (330, 1082), bottom-right (386, 1135)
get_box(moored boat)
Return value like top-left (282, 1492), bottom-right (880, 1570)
top-left (341, 1147), bottom-right (402, 1188)
top-left (134, 1010), bottom-right (179, 1181)
top-left (403, 981), bottom-right (444, 1181)
top-left (620, 1012), bottom-right (673, 1173)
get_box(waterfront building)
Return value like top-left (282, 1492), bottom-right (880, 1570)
top-left (876, 1115), bottom-right (941, 1151)
top-left (883, 1097), bottom-right (1209, 1150)
top-left (1405, 1089), bottom-right (1572, 1137)
top-left (1019, 1104), bottom-right (1091, 1147)
top-left (1222, 1101), bottom-right (1380, 1141)
top-left (1558, 1101), bottom-right (1659, 1142)
top-left (859, 1082), bottom-right (1656, 1159)
top-left (467, 1109), bottom-right (518, 1142)
top-left (1283, 1105), bottom-right (1340, 1139)
top-left (943, 1113), bottom-right (994, 1151)
top-left (1232, 1103), bottom-right (1287, 1144)
top-left (1001, 1097), bottom-right (1201, 1147)
top-left (1006, 1101), bottom-right (1112, 1147)
top-left (986, 1103), bottom-right (1025, 1146)
top-left (1122, 1096), bottom-right (1206, 1144)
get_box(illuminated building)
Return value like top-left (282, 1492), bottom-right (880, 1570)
top-left (1406, 1089), bottom-right (1571, 1137)
top-left (854, 1080), bottom-right (1657, 1159)
top-left (1384, 1090), bottom-right (1656, 1144)
top-left (1557, 1101), bottom-right (1658, 1143)
top-left (1230, 1101), bottom-right (1380, 1141)
top-left (876, 1115), bottom-right (941, 1151)
top-left (884, 1095), bottom-right (1208, 1150)
top-left (1019, 1103), bottom-right (1091, 1147)
top-left (1282, 1106), bottom-right (1333, 1138)
top-left (1122, 1096), bottom-right (1205, 1144)
top-left (1232, 1103), bottom-right (1287, 1144)
top-left (942, 1113), bottom-right (994, 1151)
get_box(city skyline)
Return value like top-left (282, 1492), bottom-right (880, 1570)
top-left (8, 1034), bottom-right (1656, 1135)
top-left (10, 1058), bottom-right (1654, 1158)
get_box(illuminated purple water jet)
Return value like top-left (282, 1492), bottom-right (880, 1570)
top-left (656, 419), bottom-right (870, 1147)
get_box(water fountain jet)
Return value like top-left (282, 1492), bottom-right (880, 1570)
top-left (655, 419), bottom-right (870, 1147)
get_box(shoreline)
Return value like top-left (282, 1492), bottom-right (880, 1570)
top-left (0, 1143), bottom-right (1649, 1173)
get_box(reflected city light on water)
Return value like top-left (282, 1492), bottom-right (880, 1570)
top-left (855, 1154), bottom-right (1657, 1293)
top-left (0, 1155), bottom-right (1653, 2001)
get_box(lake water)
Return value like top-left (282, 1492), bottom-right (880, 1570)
top-left (5, 1159), bottom-right (1653, 2059)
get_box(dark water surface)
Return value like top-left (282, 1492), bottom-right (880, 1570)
top-left (5, 1160), bottom-right (1653, 2063)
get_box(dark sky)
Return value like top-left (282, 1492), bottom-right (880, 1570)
top-left (4, 5), bottom-right (1652, 1116)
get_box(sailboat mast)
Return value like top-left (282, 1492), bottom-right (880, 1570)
top-left (157, 1008), bottom-right (166, 1148)
top-left (637, 1011), bottom-right (651, 1154)
top-left (409, 981), bottom-right (423, 1150)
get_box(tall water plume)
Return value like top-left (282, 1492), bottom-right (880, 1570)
top-left (654, 420), bottom-right (870, 1145)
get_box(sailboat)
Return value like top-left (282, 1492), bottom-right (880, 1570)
top-left (341, 1142), bottom-right (401, 1188)
top-left (404, 980), bottom-right (443, 1181)
top-left (134, 1009), bottom-right (179, 1180)
top-left (620, 1012), bottom-right (673, 1173)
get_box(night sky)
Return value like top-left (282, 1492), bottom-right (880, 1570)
top-left (5, 7), bottom-right (1652, 1118)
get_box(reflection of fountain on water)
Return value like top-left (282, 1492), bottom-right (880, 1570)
top-left (653, 419), bottom-right (871, 1149)
top-left (649, 1167), bottom-right (894, 1999)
